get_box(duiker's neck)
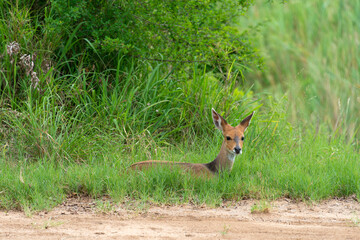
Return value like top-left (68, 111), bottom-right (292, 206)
top-left (205, 141), bottom-right (236, 174)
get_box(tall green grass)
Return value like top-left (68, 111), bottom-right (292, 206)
top-left (1, 59), bottom-right (258, 162)
top-left (244, 0), bottom-right (360, 142)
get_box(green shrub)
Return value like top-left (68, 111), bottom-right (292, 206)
top-left (46, 0), bottom-right (260, 72)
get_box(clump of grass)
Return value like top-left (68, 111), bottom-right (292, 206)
top-left (220, 224), bottom-right (230, 236)
top-left (251, 200), bottom-right (271, 214)
top-left (95, 200), bottom-right (115, 214)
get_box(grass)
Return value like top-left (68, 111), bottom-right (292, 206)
top-left (1, 116), bottom-right (359, 211)
top-left (220, 224), bottom-right (230, 236)
top-left (243, 0), bottom-right (360, 142)
top-left (251, 200), bottom-right (271, 214)
top-left (0, 0), bottom-right (359, 211)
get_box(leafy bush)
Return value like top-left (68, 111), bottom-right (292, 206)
top-left (47, 0), bottom-right (260, 72)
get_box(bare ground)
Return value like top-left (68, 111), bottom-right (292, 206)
top-left (1, 197), bottom-right (360, 240)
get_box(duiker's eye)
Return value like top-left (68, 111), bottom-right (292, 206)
top-left (241, 136), bottom-right (245, 141)
top-left (226, 136), bottom-right (231, 140)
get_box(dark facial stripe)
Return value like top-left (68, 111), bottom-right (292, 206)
top-left (234, 135), bottom-right (240, 148)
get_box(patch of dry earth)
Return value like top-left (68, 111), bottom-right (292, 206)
top-left (1, 198), bottom-right (359, 239)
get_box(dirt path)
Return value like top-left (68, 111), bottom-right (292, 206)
top-left (1, 198), bottom-right (360, 239)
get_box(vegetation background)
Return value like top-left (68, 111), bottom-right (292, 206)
top-left (0, 0), bottom-right (359, 211)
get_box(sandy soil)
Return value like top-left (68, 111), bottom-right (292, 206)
top-left (1, 197), bottom-right (360, 240)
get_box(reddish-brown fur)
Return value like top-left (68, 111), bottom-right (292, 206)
top-left (130, 109), bottom-right (254, 177)
top-left (130, 161), bottom-right (214, 177)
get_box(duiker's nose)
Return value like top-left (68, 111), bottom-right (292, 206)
top-left (234, 147), bottom-right (242, 154)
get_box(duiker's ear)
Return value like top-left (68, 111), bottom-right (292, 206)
top-left (212, 108), bottom-right (227, 131)
top-left (239, 111), bottom-right (254, 131)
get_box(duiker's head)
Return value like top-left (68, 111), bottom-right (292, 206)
top-left (212, 108), bottom-right (254, 155)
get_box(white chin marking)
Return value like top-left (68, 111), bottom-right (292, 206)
top-left (228, 152), bottom-right (236, 162)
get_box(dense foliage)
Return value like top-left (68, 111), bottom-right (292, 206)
top-left (3, 0), bottom-right (260, 73)
top-left (49, 0), bottom-right (259, 70)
